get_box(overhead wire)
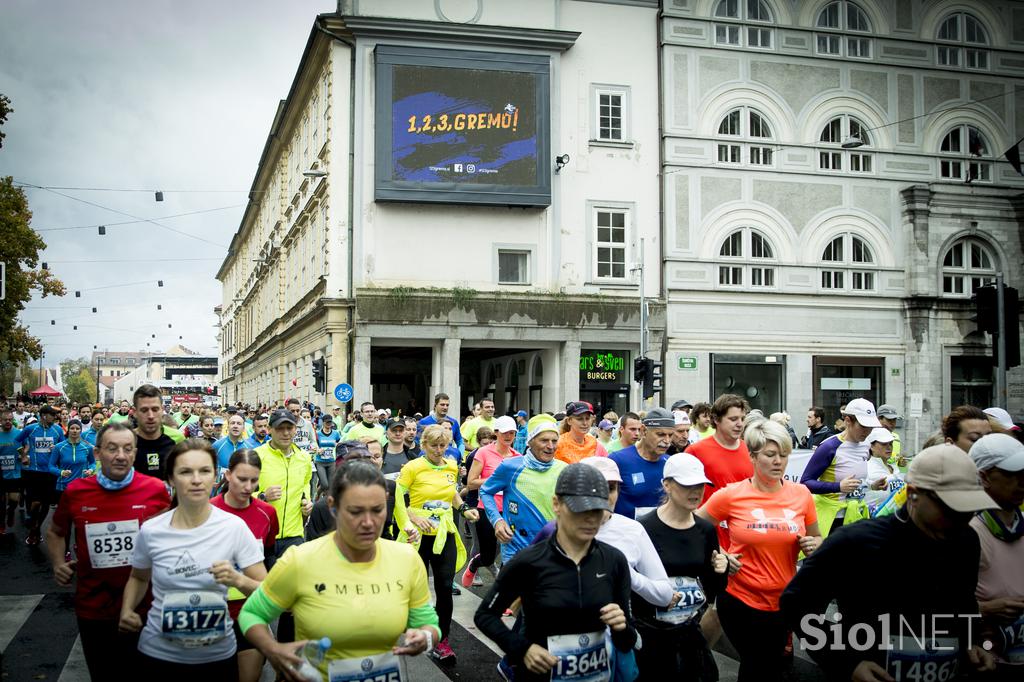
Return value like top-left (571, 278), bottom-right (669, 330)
top-left (15, 180), bottom-right (230, 248)
top-left (33, 204), bottom-right (244, 232)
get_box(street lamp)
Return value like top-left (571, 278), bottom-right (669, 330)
top-left (841, 136), bottom-right (865, 149)
top-left (302, 169), bottom-right (328, 179)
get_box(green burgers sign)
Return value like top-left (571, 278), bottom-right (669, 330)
top-left (580, 350), bottom-right (627, 383)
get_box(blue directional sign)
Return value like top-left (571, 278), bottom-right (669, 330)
top-left (334, 383), bottom-right (354, 403)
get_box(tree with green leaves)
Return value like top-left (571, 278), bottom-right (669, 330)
top-left (0, 94), bottom-right (66, 368)
top-left (63, 366), bottom-right (97, 404)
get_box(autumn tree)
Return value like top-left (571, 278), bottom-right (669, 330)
top-left (0, 94), bottom-right (66, 370)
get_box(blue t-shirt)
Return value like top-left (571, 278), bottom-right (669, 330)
top-left (212, 436), bottom-right (247, 471)
top-left (0, 427), bottom-right (23, 480)
top-left (315, 429), bottom-right (341, 462)
top-left (609, 446), bottom-right (669, 519)
top-left (16, 423), bottom-right (65, 473)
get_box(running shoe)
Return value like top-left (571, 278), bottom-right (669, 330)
top-left (472, 574), bottom-right (484, 587)
top-left (430, 638), bottom-right (457, 666)
top-left (450, 582), bottom-right (462, 596)
top-left (497, 657), bottom-right (515, 681)
top-left (25, 532), bottom-right (40, 546)
top-left (460, 556), bottom-right (479, 588)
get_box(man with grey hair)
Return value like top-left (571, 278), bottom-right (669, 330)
top-left (609, 407), bottom-right (675, 519)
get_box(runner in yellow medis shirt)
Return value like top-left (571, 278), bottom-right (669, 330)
top-left (239, 460), bottom-right (441, 679)
top-left (395, 424), bottom-right (479, 666)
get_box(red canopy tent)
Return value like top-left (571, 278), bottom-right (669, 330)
top-left (30, 384), bottom-right (63, 397)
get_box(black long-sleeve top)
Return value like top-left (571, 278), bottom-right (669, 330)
top-left (474, 533), bottom-right (638, 681)
top-left (780, 512), bottom-right (982, 681)
top-left (634, 511), bottom-right (726, 629)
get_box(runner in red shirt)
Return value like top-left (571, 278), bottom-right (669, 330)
top-left (687, 393), bottom-right (753, 548)
top-left (45, 422), bottom-right (170, 681)
top-left (211, 449), bottom-right (278, 682)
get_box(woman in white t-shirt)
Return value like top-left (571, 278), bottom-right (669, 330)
top-left (119, 438), bottom-right (266, 680)
top-left (863, 428), bottom-right (905, 514)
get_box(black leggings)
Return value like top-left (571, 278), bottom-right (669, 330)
top-left (717, 591), bottom-right (787, 682)
top-left (22, 470), bottom-right (54, 534)
top-left (468, 512), bottom-right (497, 572)
top-left (78, 617), bottom-right (141, 681)
top-left (417, 536), bottom-right (457, 640)
top-left (139, 651), bottom-right (238, 681)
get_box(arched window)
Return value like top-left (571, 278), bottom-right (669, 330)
top-left (939, 124), bottom-right (991, 183)
top-left (820, 233), bottom-right (876, 291)
top-left (718, 228), bottom-right (776, 288)
top-left (716, 107), bottom-right (774, 166)
top-left (936, 12), bottom-right (989, 69)
top-left (714, 0), bottom-right (774, 49)
top-left (818, 115), bottom-right (872, 172)
top-left (941, 237), bottom-right (996, 295)
top-left (816, 1), bottom-right (872, 58)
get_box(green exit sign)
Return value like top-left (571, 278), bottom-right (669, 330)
top-left (679, 356), bottom-right (697, 371)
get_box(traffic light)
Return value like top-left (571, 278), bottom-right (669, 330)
top-left (633, 356), bottom-right (650, 383)
top-left (972, 285), bottom-right (998, 333)
top-left (633, 356), bottom-right (663, 400)
top-left (312, 357), bottom-right (327, 393)
top-left (645, 358), bottom-right (663, 400)
top-left (1001, 287), bottom-right (1020, 369)
top-left (972, 284), bottom-right (1020, 369)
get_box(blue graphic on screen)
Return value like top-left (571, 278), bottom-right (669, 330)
top-left (389, 65), bottom-right (539, 186)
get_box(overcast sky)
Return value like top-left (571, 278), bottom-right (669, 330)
top-left (0, 0), bottom-right (334, 366)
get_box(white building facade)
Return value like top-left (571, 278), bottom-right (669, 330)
top-left (218, 0), bottom-right (662, 418)
top-left (660, 0), bottom-right (1024, 440)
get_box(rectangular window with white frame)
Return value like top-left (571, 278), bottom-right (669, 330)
top-left (594, 207), bottom-right (629, 280)
top-left (591, 85), bottom-right (630, 144)
top-left (497, 249), bottom-right (530, 285)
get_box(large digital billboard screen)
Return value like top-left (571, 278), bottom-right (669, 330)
top-left (375, 46), bottom-right (551, 207)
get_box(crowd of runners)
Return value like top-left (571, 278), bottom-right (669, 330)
top-left (1, 386), bottom-right (1022, 682)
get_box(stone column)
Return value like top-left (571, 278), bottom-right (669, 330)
top-left (442, 338), bottom-right (462, 421)
top-left (353, 336), bottom-right (372, 407)
top-left (559, 341), bottom-right (582, 410)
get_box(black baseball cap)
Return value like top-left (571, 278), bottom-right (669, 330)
top-left (385, 417), bottom-right (406, 431)
top-left (555, 463), bottom-right (610, 513)
top-left (268, 409), bottom-right (297, 427)
top-left (671, 399), bottom-right (692, 410)
top-left (565, 401), bottom-right (595, 417)
top-left (334, 440), bottom-right (372, 464)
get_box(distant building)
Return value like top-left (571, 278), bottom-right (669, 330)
top-left (112, 345), bottom-right (219, 404)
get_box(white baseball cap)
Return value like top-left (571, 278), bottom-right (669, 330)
top-left (662, 453), bottom-right (712, 486)
top-left (983, 407), bottom-right (1018, 431)
top-left (494, 415), bottom-right (518, 433)
top-left (674, 411), bottom-right (691, 426)
top-left (842, 398), bottom-right (882, 428)
top-left (865, 427), bottom-right (894, 445)
top-left (581, 455), bottom-right (623, 483)
top-left (970, 433), bottom-right (1024, 473)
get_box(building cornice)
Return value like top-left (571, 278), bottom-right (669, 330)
top-left (336, 15), bottom-right (580, 52)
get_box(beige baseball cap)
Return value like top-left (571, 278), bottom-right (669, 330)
top-left (907, 444), bottom-right (997, 512)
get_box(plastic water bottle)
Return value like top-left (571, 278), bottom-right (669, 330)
top-left (294, 637), bottom-right (331, 682)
